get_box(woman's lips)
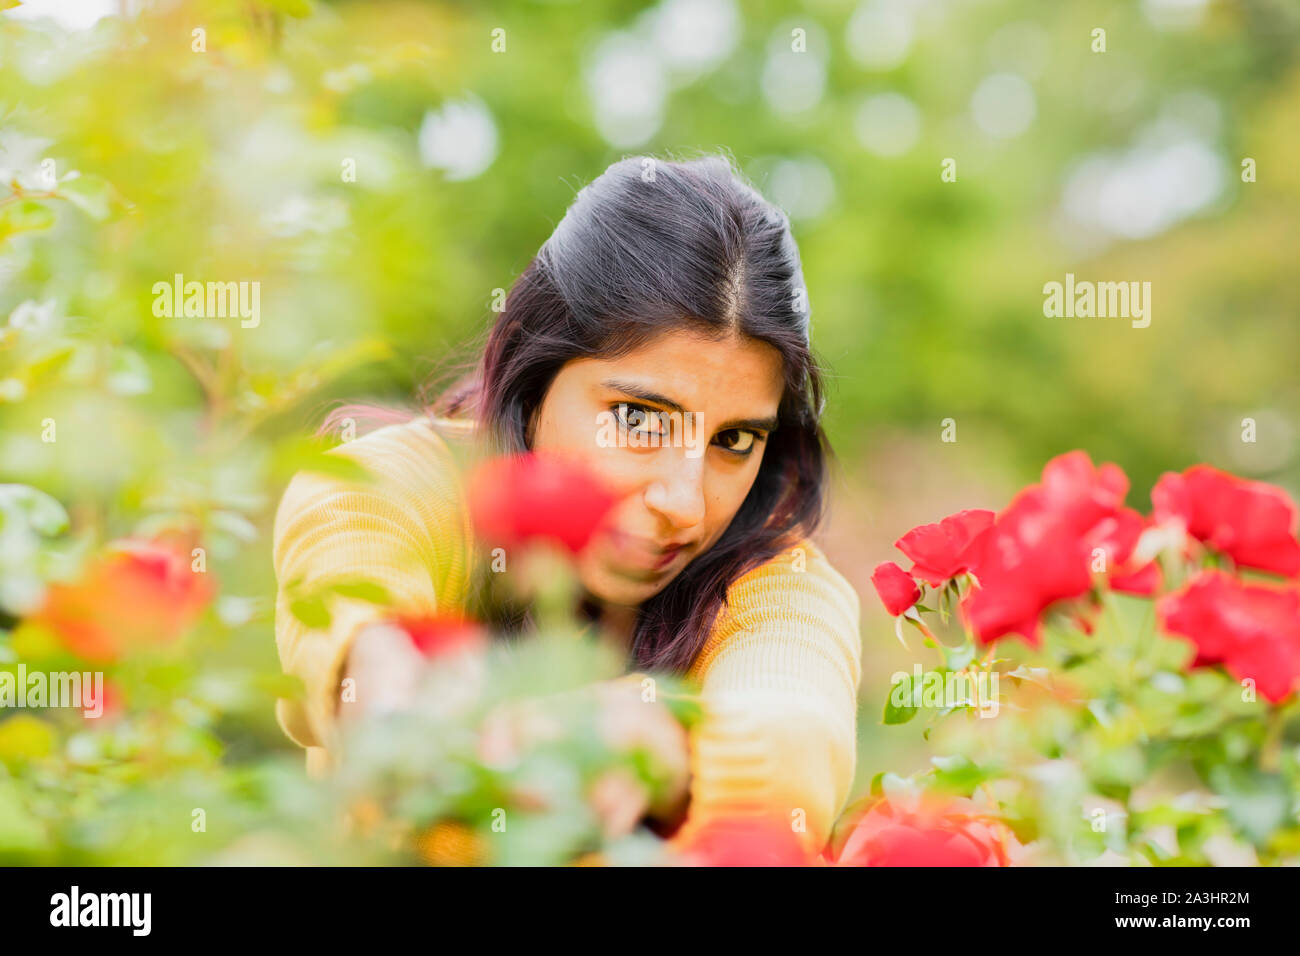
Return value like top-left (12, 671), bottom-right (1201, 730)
top-left (605, 529), bottom-right (687, 573)
top-left (652, 545), bottom-right (684, 570)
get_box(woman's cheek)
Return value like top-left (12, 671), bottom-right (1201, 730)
top-left (587, 447), bottom-right (656, 493)
top-left (712, 463), bottom-right (760, 522)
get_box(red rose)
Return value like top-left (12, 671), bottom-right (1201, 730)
top-left (392, 612), bottom-right (486, 659)
top-left (679, 816), bottom-right (811, 867)
top-left (872, 561), bottom-right (921, 617)
top-left (1086, 508), bottom-right (1162, 595)
top-left (963, 452), bottom-right (1130, 646)
top-left (1084, 507), bottom-right (1142, 567)
top-left (1039, 450), bottom-right (1129, 531)
top-left (34, 538), bottom-right (214, 661)
top-left (831, 796), bottom-right (1017, 867)
top-left (1110, 559), bottom-right (1162, 596)
top-left (895, 509), bottom-right (994, 586)
top-left (1152, 466), bottom-right (1300, 577)
top-left (1157, 570), bottom-right (1300, 703)
top-left (961, 498), bottom-right (1092, 646)
top-left (466, 452), bottom-right (619, 556)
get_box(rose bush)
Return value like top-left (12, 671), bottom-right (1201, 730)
top-left (1, 441), bottom-right (702, 866)
top-left (867, 452), bottom-right (1300, 865)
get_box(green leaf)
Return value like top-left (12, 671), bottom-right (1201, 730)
top-left (329, 580), bottom-right (392, 604)
top-left (883, 673), bottom-right (918, 725)
top-left (20, 341), bottom-right (78, 384)
top-left (941, 639), bottom-right (976, 672)
top-left (659, 692), bottom-right (704, 729)
top-left (271, 436), bottom-right (372, 485)
top-left (289, 596), bottom-right (332, 630)
top-left (930, 754), bottom-right (992, 795)
top-left (0, 199), bottom-right (55, 240)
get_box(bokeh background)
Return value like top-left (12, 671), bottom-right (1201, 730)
top-left (2, 0), bottom-right (1299, 853)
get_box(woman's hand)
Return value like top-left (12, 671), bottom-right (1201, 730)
top-left (591, 677), bottom-right (691, 824)
top-left (337, 629), bottom-right (691, 836)
top-left (337, 621), bottom-right (428, 722)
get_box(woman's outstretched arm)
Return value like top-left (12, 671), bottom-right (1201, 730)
top-left (271, 420), bottom-right (471, 758)
top-left (676, 539), bottom-right (863, 852)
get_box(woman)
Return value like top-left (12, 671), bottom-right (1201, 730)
top-left (272, 153), bottom-right (862, 853)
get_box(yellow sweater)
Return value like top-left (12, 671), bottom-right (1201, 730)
top-left (272, 416), bottom-right (863, 850)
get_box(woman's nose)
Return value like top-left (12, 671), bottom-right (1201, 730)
top-left (643, 454), bottom-right (706, 529)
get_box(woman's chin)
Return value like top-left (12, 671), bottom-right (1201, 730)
top-left (577, 558), bottom-right (678, 607)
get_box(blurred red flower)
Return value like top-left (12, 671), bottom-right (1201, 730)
top-left (678, 816), bottom-right (812, 867)
top-left (466, 452), bottom-right (619, 556)
top-left (33, 538), bottom-right (213, 661)
top-left (871, 561), bottom-right (921, 616)
top-left (82, 679), bottom-right (124, 723)
top-left (962, 451), bottom-right (1131, 646)
top-left (392, 612), bottom-right (486, 659)
top-left (1152, 465), bottom-right (1300, 578)
top-left (1086, 508), bottom-right (1162, 596)
top-left (831, 796), bottom-right (1017, 867)
top-left (1109, 559), bottom-right (1162, 596)
top-left (1157, 570), bottom-right (1300, 703)
top-left (895, 509), bottom-right (994, 586)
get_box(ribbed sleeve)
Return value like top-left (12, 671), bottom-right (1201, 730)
top-left (271, 419), bottom-right (473, 755)
top-left (675, 541), bottom-right (863, 852)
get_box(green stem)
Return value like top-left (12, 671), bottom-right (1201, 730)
top-left (1260, 706), bottom-right (1286, 773)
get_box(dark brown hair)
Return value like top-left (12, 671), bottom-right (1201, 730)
top-left (327, 152), bottom-right (832, 674)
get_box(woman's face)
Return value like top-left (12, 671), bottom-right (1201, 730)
top-left (530, 328), bottom-right (785, 608)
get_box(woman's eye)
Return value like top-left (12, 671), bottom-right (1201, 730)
top-left (615, 403), bottom-right (665, 435)
top-left (714, 428), bottom-right (758, 455)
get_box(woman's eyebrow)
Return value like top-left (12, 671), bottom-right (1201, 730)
top-left (600, 378), bottom-right (779, 433)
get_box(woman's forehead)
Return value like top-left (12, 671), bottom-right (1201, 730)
top-left (576, 331), bottom-right (784, 406)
